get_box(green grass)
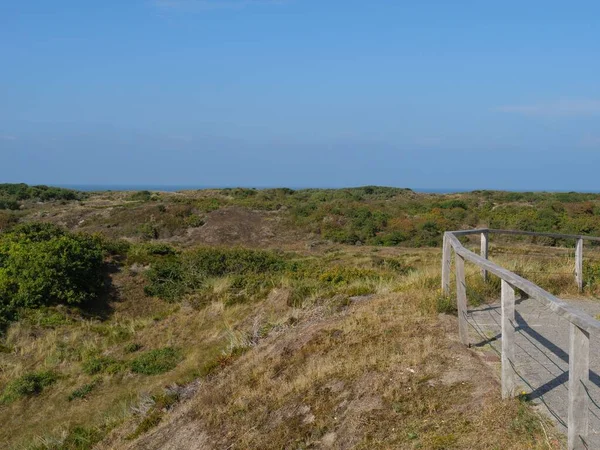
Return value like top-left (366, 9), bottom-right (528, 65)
top-left (130, 348), bottom-right (182, 375)
top-left (68, 379), bottom-right (100, 401)
top-left (81, 356), bottom-right (125, 375)
top-left (0, 370), bottom-right (58, 404)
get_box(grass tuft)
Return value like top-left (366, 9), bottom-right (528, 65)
top-left (130, 348), bottom-right (182, 375)
top-left (0, 370), bottom-right (57, 404)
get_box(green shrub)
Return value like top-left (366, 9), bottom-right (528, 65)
top-left (91, 234), bottom-right (131, 257)
top-left (185, 214), bottom-right (205, 228)
top-left (130, 348), bottom-right (182, 375)
top-left (144, 247), bottom-right (286, 302)
top-left (129, 190), bottom-right (152, 202)
top-left (82, 356), bottom-right (125, 375)
top-left (143, 259), bottom-right (187, 300)
top-left (137, 222), bottom-right (159, 240)
top-left (127, 242), bottom-right (178, 266)
top-left (0, 224), bottom-right (104, 326)
top-left (187, 247), bottom-right (286, 277)
top-left (0, 370), bottom-right (57, 403)
top-left (584, 261), bottom-right (600, 290)
top-left (0, 183), bottom-right (82, 211)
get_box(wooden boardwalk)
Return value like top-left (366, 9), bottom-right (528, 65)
top-left (442, 228), bottom-right (600, 449)
top-left (469, 297), bottom-right (600, 448)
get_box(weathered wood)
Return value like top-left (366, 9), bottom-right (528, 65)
top-left (568, 323), bottom-right (590, 450)
top-left (480, 231), bottom-right (489, 281)
top-left (447, 228), bottom-right (490, 236)
top-left (447, 228), bottom-right (600, 242)
top-left (441, 233), bottom-right (452, 295)
top-left (488, 228), bottom-right (600, 243)
top-left (442, 228), bottom-right (600, 448)
top-left (501, 280), bottom-right (516, 399)
top-left (455, 253), bottom-right (469, 345)
top-left (575, 238), bottom-right (583, 293)
top-left (446, 233), bottom-right (600, 334)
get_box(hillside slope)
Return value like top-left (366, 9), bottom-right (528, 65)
top-left (1, 185), bottom-right (588, 449)
top-left (103, 288), bottom-right (559, 449)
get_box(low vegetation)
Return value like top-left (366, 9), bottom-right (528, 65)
top-left (0, 370), bottom-right (57, 404)
top-left (2, 185), bottom-right (595, 448)
top-left (0, 183), bottom-right (82, 210)
top-left (0, 223), bottom-right (105, 328)
top-left (130, 348), bottom-right (181, 375)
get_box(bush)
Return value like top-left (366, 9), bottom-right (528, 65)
top-left (145, 247), bottom-right (286, 302)
top-left (130, 348), bottom-right (182, 375)
top-left (0, 184), bottom-right (83, 214)
top-left (137, 222), bottom-right (159, 240)
top-left (0, 223), bottom-right (105, 325)
top-left (185, 214), bottom-right (205, 228)
top-left (0, 370), bottom-right (57, 403)
top-left (82, 356), bottom-right (125, 375)
top-left (129, 190), bottom-right (152, 202)
top-left (143, 259), bottom-right (187, 300)
top-left (584, 262), bottom-right (600, 290)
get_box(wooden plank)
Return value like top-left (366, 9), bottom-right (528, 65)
top-left (568, 323), bottom-right (590, 450)
top-left (446, 233), bottom-right (600, 333)
top-left (441, 233), bottom-right (452, 295)
top-left (447, 228), bottom-right (490, 236)
top-left (447, 228), bottom-right (600, 242)
top-left (488, 228), bottom-right (600, 243)
top-left (480, 231), bottom-right (489, 281)
top-left (455, 253), bottom-right (469, 345)
top-left (575, 238), bottom-right (583, 293)
top-left (501, 280), bottom-right (516, 399)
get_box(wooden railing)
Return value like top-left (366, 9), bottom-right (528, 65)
top-left (441, 229), bottom-right (600, 450)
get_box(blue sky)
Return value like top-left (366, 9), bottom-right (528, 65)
top-left (2, 1), bottom-right (600, 190)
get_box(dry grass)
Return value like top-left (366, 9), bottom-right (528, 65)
top-left (121, 267), bottom-right (563, 449)
top-left (1, 236), bottom-right (583, 449)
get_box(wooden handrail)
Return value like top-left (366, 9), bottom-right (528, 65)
top-left (445, 232), bottom-right (600, 333)
top-left (448, 227), bottom-right (600, 242)
top-left (442, 228), bottom-right (598, 450)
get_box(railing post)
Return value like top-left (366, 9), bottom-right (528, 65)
top-left (568, 323), bottom-right (589, 450)
top-left (455, 253), bottom-right (468, 345)
top-left (501, 280), bottom-right (516, 399)
top-left (575, 238), bottom-right (583, 293)
top-left (441, 232), bottom-right (451, 295)
top-left (481, 231), bottom-right (489, 281)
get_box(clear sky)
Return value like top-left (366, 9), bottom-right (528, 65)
top-left (2, 1), bottom-right (600, 190)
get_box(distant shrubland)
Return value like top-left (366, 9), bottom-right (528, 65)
top-left (5, 184), bottom-right (600, 248)
top-left (213, 186), bottom-right (600, 246)
top-left (0, 183), bottom-right (83, 210)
